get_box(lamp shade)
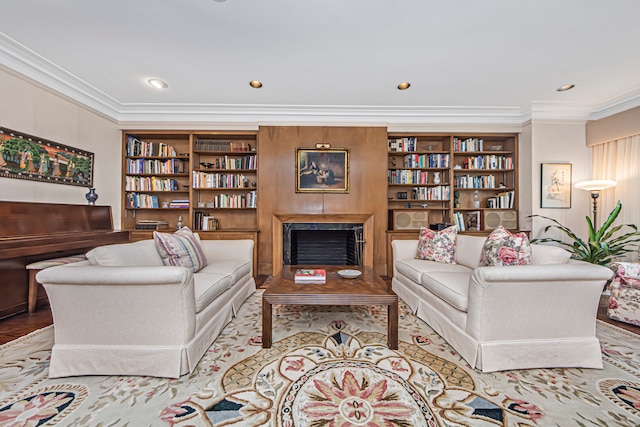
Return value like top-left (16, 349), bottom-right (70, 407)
top-left (574, 180), bottom-right (617, 191)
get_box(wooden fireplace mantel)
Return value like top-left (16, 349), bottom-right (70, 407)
top-left (272, 213), bottom-right (374, 276)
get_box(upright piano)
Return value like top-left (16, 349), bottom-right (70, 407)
top-left (0, 201), bottom-right (129, 318)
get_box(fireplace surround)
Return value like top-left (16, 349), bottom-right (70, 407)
top-left (272, 214), bottom-right (374, 275)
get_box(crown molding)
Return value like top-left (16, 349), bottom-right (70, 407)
top-left (587, 87), bottom-right (640, 121)
top-left (2, 32), bottom-right (638, 127)
top-left (113, 104), bottom-right (524, 127)
top-left (521, 102), bottom-right (594, 123)
top-left (0, 34), bottom-right (121, 119)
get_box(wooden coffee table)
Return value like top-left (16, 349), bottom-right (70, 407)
top-left (262, 265), bottom-right (398, 349)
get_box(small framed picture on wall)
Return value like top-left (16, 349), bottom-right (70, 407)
top-left (540, 163), bottom-right (572, 208)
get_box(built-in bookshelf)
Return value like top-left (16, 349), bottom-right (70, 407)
top-left (121, 131), bottom-right (259, 245)
top-left (387, 135), bottom-right (452, 230)
top-left (191, 133), bottom-right (258, 233)
top-left (122, 132), bottom-right (191, 234)
top-left (452, 135), bottom-right (517, 233)
top-left (386, 133), bottom-right (518, 234)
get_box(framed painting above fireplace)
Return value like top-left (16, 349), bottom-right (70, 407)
top-left (296, 148), bottom-right (349, 193)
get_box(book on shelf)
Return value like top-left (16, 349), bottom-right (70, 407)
top-left (294, 269), bottom-right (327, 284)
top-left (134, 220), bottom-right (169, 230)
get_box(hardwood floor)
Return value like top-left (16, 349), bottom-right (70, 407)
top-left (1, 286), bottom-right (638, 346)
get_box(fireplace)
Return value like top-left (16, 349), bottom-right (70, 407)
top-left (283, 222), bottom-right (364, 265)
top-left (272, 214), bottom-right (374, 275)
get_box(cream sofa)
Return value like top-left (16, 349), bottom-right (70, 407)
top-left (392, 234), bottom-right (613, 372)
top-left (37, 238), bottom-right (255, 378)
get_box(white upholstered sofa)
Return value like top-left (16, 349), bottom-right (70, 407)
top-left (392, 234), bottom-right (613, 372)
top-left (37, 237), bottom-right (255, 378)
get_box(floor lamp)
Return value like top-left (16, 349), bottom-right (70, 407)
top-left (574, 180), bottom-right (617, 225)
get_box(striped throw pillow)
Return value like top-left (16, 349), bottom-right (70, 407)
top-left (154, 227), bottom-right (208, 272)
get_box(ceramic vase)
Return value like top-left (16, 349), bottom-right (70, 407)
top-left (85, 188), bottom-right (98, 205)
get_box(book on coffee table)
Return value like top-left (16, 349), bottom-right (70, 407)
top-left (294, 269), bottom-right (326, 284)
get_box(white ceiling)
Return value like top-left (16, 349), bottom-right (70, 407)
top-left (2, 0), bottom-right (640, 126)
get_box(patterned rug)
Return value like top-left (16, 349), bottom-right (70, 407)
top-left (1, 290), bottom-right (639, 426)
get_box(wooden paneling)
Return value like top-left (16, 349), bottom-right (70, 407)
top-left (257, 126), bottom-right (388, 276)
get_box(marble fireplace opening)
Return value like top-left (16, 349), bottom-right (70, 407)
top-left (283, 222), bottom-right (364, 266)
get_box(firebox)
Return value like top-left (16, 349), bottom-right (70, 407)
top-left (282, 222), bottom-right (364, 266)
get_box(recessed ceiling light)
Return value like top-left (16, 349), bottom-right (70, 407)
top-left (557, 84), bottom-right (575, 92)
top-left (397, 82), bottom-right (411, 90)
top-left (249, 80), bottom-right (263, 88)
top-left (147, 78), bottom-right (168, 89)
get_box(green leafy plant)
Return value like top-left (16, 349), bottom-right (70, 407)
top-left (529, 201), bottom-right (640, 265)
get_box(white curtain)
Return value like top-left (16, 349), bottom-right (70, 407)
top-left (591, 134), bottom-right (640, 260)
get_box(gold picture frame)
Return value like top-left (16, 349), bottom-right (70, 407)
top-left (296, 148), bottom-right (349, 193)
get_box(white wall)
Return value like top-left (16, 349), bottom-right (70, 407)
top-left (529, 121), bottom-right (592, 241)
top-left (0, 68), bottom-right (123, 228)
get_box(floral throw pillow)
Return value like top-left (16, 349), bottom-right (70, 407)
top-left (416, 225), bottom-right (458, 264)
top-left (480, 226), bottom-right (531, 267)
top-left (154, 227), bottom-right (208, 273)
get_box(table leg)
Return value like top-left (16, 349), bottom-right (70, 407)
top-left (388, 299), bottom-right (398, 350)
top-left (262, 297), bottom-right (272, 348)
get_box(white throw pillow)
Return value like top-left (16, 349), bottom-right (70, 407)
top-left (530, 244), bottom-right (572, 265)
top-left (87, 240), bottom-right (164, 266)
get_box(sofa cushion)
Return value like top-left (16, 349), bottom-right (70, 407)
top-left (154, 227), bottom-right (208, 273)
top-left (396, 258), bottom-right (472, 283)
top-left (480, 226), bottom-right (531, 267)
top-left (530, 244), bottom-right (571, 265)
top-left (86, 240), bottom-right (164, 266)
top-left (193, 273), bottom-right (233, 313)
top-left (420, 271), bottom-right (471, 311)
top-left (199, 259), bottom-right (251, 284)
top-left (455, 234), bottom-right (487, 269)
top-left (416, 225), bottom-right (458, 264)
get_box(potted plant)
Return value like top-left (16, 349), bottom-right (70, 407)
top-left (529, 201), bottom-right (640, 266)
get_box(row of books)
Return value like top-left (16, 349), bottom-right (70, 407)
top-left (453, 137), bottom-right (484, 152)
top-left (294, 269), bottom-right (326, 284)
top-left (193, 212), bottom-right (219, 231)
top-left (388, 170), bottom-right (430, 185)
top-left (126, 158), bottom-right (187, 175)
top-left (134, 220), bottom-right (169, 230)
top-left (194, 140), bottom-right (253, 152)
top-left (453, 174), bottom-right (498, 189)
top-left (199, 191), bottom-right (256, 209)
top-left (199, 155), bottom-right (256, 170)
top-left (192, 171), bottom-right (249, 189)
top-left (125, 177), bottom-right (179, 192)
top-left (388, 137), bottom-right (417, 152)
top-left (126, 193), bottom-right (160, 209)
top-left (461, 155), bottom-right (513, 170)
top-left (126, 136), bottom-right (177, 157)
top-left (487, 191), bottom-right (515, 209)
top-left (402, 153), bottom-right (450, 168)
top-left (411, 185), bottom-right (451, 201)
top-left (169, 199), bottom-right (189, 209)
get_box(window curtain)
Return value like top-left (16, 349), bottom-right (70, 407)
top-left (591, 134), bottom-right (640, 260)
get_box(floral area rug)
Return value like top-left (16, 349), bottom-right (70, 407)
top-left (1, 290), bottom-right (639, 426)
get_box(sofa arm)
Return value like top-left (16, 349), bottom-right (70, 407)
top-left (200, 239), bottom-right (254, 263)
top-left (391, 240), bottom-right (419, 274)
top-left (37, 265), bottom-right (197, 346)
top-left (466, 262), bottom-right (613, 342)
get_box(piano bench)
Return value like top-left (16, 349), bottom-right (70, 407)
top-left (26, 255), bottom-right (87, 313)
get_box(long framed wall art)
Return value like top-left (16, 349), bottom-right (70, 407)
top-left (0, 126), bottom-right (94, 187)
